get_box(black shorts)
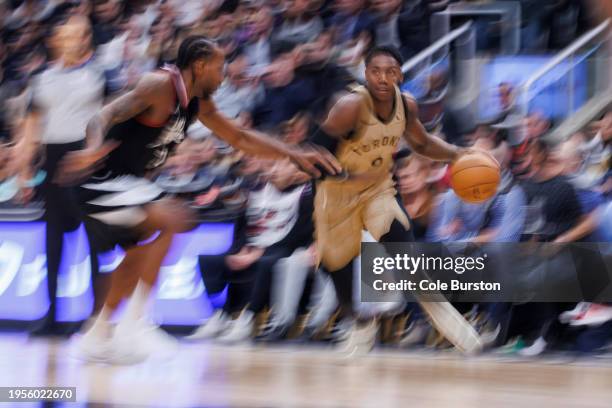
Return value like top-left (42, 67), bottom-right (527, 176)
top-left (77, 174), bottom-right (164, 252)
top-left (83, 215), bottom-right (143, 252)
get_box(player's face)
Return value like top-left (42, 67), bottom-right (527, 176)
top-left (196, 49), bottom-right (226, 98)
top-left (365, 55), bottom-right (403, 102)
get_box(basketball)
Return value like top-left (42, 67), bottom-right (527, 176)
top-left (450, 152), bottom-right (501, 203)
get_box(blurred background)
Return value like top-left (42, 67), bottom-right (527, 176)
top-left (0, 0), bottom-right (610, 358)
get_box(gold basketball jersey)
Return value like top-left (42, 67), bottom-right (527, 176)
top-left (314, 85), bottom-right (411, 271)
top-left (335, 84), bottom-right (406, 180)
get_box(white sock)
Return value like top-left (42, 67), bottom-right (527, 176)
top-left (121, 281), bottom-right (151, 324)
top-left (87, 307), bottom-right (111, 339)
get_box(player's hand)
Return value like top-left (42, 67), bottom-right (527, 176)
top-left (55, 141), bottom-right (120, 185)
top-left (289, 144), bottom-right (342, 179)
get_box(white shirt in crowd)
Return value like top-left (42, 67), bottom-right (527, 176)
top-left (247, 183), bottom-right (306, 248)
top-left (30, 58), bottom-right (106, 145)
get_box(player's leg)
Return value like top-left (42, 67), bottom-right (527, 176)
top-left (372, 195), bottom-right (483, 354)
top-left (322, 261), bottom-right (355, 320)
top-left (77, 198), bottom-right (194, 362)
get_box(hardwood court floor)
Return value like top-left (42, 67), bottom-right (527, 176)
top-left (1, 334), bottom-right (612, 408)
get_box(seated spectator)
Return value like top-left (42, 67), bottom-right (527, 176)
top-left (145, 16), bottom-right (180, 68)
top-left (395, 153), bottom-right (437, 242)
top-left (213, 53), bottom-right (265, 120)
top-left (90, 0), bottom-right (125, 47)
top-left (240, 2), bottom-right (275, 76)
top-left (393, 152), bottom-right (438, 348)
top-left (189, 156), bottom-right (269, 341)
top-left (251, 41), bottom-right (319, 129)
top-left (370, 0), bottom-right (431, 60)
top-left (272, 0), bottom-right (324, 45)
top-left (191, 154), bottom-right (314, 343)
top-left (509, 138), bottom-right (589, 357)
top-left (328, 0), bottom-right (376, 45)
top-left (428, 139), bottom-right (526, 243)
top-left (198, 6), bottom-right (240, 58)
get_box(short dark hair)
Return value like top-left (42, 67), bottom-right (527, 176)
top-left (176, 36), bottom-right (217, 69)
top-left (365, 46), bottom-right (403, 67)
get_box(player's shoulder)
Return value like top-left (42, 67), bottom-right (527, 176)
top-left (331, 90), bottom-right (364, 117)
top-left (134, 71), bottom-right (172, 95)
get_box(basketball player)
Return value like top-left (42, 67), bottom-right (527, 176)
top-left (311, 46), bottom-right (482, 354)
top-left (57, 36), bottom-right (341, 363)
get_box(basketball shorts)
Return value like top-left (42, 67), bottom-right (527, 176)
top-left (314, 179), bottom-right (411, 272)
top-left (77, 174), bottom-right (164, 252)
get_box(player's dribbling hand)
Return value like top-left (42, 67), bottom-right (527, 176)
top-left (55, 141), bottom-right (120, 185)
top-left (289, 144), bottom-right (342, 179)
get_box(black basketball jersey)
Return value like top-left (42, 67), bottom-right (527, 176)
top-left (98, 66), bottom-right (199, 178)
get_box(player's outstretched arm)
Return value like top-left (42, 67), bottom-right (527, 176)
top-left (402, 94), bottom-right (463, 162)
top-left (198, 99), bottom-right (342, 178)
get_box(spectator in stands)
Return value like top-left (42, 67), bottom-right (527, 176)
top-left (396, 153), bottom-right (437, 242)
top-left (5, 0), bottom-right (55, 29)
top-left (199, 4), bottom-right (240, 58)
top-left (213, 53), bottom-right (265, 120)
top-left (190, 156), bottom-right (269, 341)
top-left (393, 152), bottom-right (438, 347)
top-left (428, 140), bottom-right (526, 243)
top-left (251, 41), bottom-right (318, 129)
top-left (145, 15), bottom-right (180, 69)
top-left (329, 0), bottom-right (376, 45)
top-left (370, 0), bottom-right (431, 60)
top-left (90, 0), bottom-right (124, 47)
top-left (509, 138), bottom-right (590, 356)
top-left (272, 0), bottom-right (324, 45)
top-left (240, 2), bottom-right (274, 76)
top-left (191, 151), bottom-right (314, 343)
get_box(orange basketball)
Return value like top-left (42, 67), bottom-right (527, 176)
top-left (450, 152), bottom-right (501, 203)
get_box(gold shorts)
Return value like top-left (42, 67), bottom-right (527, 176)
top-left (314, 179), bottom-right (410, 272)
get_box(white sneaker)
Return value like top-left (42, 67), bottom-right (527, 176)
top-left (108, 319), bottom-right (178, 364)
top-left (216, 311), bottom-right (254, 344)
top-left (519, 336), bottom-right (547, 357)
top-left (559, 302), bottom-right (591, 324)
top-left (336, 319), bottom-right (378, 356)
top-left (74, 330), bottom-right (112, 363)
top-left (186, 310), bottom-right (229, 340)
top-left (569, 304), bottom-right (612, 327)
top-left (138, 319), bottom-right (179, 358)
